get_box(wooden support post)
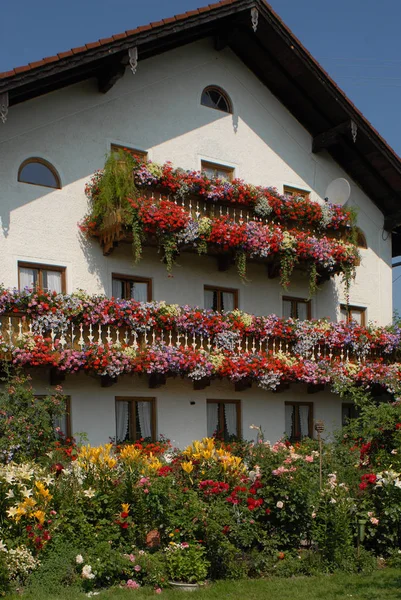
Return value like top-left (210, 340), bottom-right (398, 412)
top-left (50, 368), bottom-right (66, 386)
top-left (307, 383), bottom-right (325, 394)
top-left (100, 375), bottom-right (118, 388)
top-left (193, 378), bottom-right (211, 391)
top-left (148, 373), bottom-right (166, 389)
top-left (234, 378), bottom-right (252, 392)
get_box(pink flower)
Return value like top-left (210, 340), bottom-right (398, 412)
top-left (127, 579), bottom-right (140, 589)
top-left (129, 554), bottom-right (136, 562)
top-left (305, 455), bottom-right (314, 463)
top-left (181, 542), bottom-right (189, 548)
top-left (134, 565), bottom-right (142, 572)
top-left (155, 588), bottom-right (162, 594)
top-left (370, 517), bottom-right (379, 526)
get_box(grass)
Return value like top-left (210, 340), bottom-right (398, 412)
top-left (9, 569), bottom-right (401, 600)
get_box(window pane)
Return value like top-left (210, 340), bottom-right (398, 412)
top-left (285, 404), bottom-right (294, 438)
top-left (43, 270), bottom-right (62, 293)
top-left (224, 403), bottom-right (238, 437)
top-left (202, 166), bottom-right (216, 179)
top-left (351, 310), bottom-right (363, 325)
top-left (299, 405), bottom-right (310, 438)
top-left (340, 307), bottom-right (348, 322)
top-left (204, 289), bottom-right (215, 310)
top-left (131, 282), bottom-right (148, 302)
top-left (116, 401), bottom-right (130, 442)
top-left (221, 292), bottom-right (234, 312)
top-left (19, 267), bottom-right (38, 290)
top-left (19, 162), bottom-right (59, 188)
top-left (297, 302), bottom-right (308, 320)
top-left (112, 279), bottom-right (124, 299)
top-left (53, 413), bottom-right (68, 436)
top-left (136, 401), bottom-right (152, 439)
top-left (283, 300), bottom-right (293, 319)
top-left (207, 403), bottom-right (219, 437)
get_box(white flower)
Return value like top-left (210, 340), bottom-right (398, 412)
top-left (330, 498), bottom-right (337, 504)
top-left (394, 479), bottom-right (401, 488)
top-left (276, 501), bottom-right (284, 509)
top-left (20, 486), bottom-right (33, 498)
top-left (5, 489), bottom-right (14, 499)
top-left (76, 554), bottom-right (84, 564)
top-left (83, 488), bottom-right (96, 498)
top-left (0, 540), bottom-right (7, 553)
top-left (391, 449), bottom-right (398, 455)
top-left (82, 564), bottom-right (95, 580)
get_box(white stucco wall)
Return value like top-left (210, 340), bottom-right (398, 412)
top-left (0, 38), bottom-right (393, 444)
top-left (29, 370), bottom-right (342, 448)
top-left (0, 38), bottom-right (392, 323)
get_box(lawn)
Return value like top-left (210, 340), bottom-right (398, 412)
top-left (10, 569), bottom-right (401, 600)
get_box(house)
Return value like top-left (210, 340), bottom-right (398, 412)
top-left (1, 0), bottom-right (401, 448)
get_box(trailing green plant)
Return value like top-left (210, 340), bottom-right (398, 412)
top-left (91, 150), bottom-right (137, 223)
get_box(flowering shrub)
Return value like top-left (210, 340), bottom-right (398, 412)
top-left (80, 152), bottom-right (359, 290)
top-left (165, 543), bottom-right (210, 583)
top-left (1, 289), bottom-right (401, 396)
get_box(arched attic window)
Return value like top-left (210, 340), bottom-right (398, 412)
top-left (201, 86), bottom-right (232, 114)
top-left (355, 228), bottom-right (367, 249)
top-left (18, 158), bottom-right (61, 189)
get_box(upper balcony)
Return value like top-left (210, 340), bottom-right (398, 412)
top-left (78, 151), bottom-right (360, 296)
top-left (1, 289), bottom-right (399, 394)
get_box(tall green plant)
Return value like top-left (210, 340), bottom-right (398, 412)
top-left (93, 150), bottom-right (137, 222)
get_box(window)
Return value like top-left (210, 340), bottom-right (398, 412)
top-left (116, 397), bottom-right (155, 442)
top-left (207, 400), bottom-right (241, 440)
top-left (110, 144), bottom-right (147, 161)
top-left (204, 286), bottom-right (238, 312)
top-left (282, 297), bottom-right (311, 320)
top-left (112, 274), bottom-right (152, 302)
top-left (342, 403), bottom-right (360, 426)
top-left (285, 402), bottom-right (313, 441)
top-left (18, 158), bottom-right (61, 189)
top-left (201, 86), bottom-right (232, 114)
top-left (201, 160), bottom-right (234, 181)
top-left (36, 396), bottom-right (71, 438)
top-left (283, 185), bottom-right (310, 200)
top-left (18, 262), bottom-right (66, 293)
top-left (340, 305), bottom-right (366, 326)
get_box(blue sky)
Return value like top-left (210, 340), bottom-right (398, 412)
top-left (2, 0), bottom-right (401, 311)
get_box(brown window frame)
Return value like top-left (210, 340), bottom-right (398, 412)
top-left (201, 160), bottom-right (234, 182)
top-left (340, 304), bottom-right (366, 327)
top-left (283, 185), bottom-right (310, 200)
top-left (35, 395), bottom-right (71, 439)
top-left (204, 285), bottom-right (238, 312)
top-left (282, 296), bottom-right (311, 320)
top-left (112, 273), bottom-right (152, 301)
top-left (285, 401), bottom-right (314, 441)
top-left (18, 157), bottom-right (61, 189)
top-left (110, 144), bottom-right (148, 161)
top-left (115, 397), bottom-right (156, 442)
top-left (18, 262), bottom-right (66, 293)
top-left (201, 86), bottom-right (233, 114)
top-left (207, 399), bottom-right (241, 439)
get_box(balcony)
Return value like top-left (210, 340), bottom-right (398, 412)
top-left (79, 154), bottom-right (359, 293)
top-left (0, 291), bottom-right (399, 394)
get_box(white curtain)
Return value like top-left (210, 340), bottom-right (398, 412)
top-left (53, 414), bottom-right (67, 435)
top-left (116, 401), bottom-right (129, 441)
top-left (282, 300), bottom-right (292, 319)
top-left (207, 403), bottom-right (219, 437)
top-left (204, 289), bottom-right (214, 310)
top-left (297, 302), bottom-right (308, 321)
top-left (137, 401), bottom-right (152, 439)
top-left (299, 405), bottom-right (310, 438)
top-left (45, 270), bottom-right (62, 293)
top-left (285, 404), bottom-right (294, 438)
top-left (132, 282), bottom-right (148, 302)
top-left (222, 292), bottom-right (234, 312)
top-left (20, 267), bottom-right (36, 290)
top-left (351, 310), bottom-right (363, 325)
top-left (112, 279), bottom-right (123, 298)
top-left (224, 403), bottom-right (237, 437)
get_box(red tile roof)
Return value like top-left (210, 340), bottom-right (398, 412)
top-left (0, 0), bottom-right (239, 80)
